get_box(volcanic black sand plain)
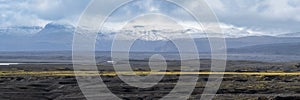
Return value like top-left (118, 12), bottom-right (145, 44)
top-left (1, 58), bottom-right (300, 100)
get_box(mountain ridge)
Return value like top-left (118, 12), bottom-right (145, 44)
top-left (1, 22), bottom-right (300, 53)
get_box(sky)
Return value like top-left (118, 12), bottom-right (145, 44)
top-left (0, 0), bottom-right (300, 35)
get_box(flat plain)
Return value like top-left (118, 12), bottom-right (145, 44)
top-left (0, 59), bottom-right (300, 100)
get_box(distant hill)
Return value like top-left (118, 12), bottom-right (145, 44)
top-left (155, 36), bottom-right (300, 52)
top-left (228, 42), bottom-right (300, 55)
top-left (277, 32), bottom-right (300, 37)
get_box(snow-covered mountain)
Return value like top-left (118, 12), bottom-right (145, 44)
top-left (111, 25), bottom-right (195, 41)
top-left (0, 23), bottom-right (74, 51)
top-left (1, 22), bottom-right (300, 52)
top-left (97, 24), bottom-right (271, 41)
top-left (0, 22), bottom-right (273, 41)
top-left (35, 22), bottom-right (74, 41)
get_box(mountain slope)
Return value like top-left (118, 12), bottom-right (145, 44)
top-left (228, 42), bottom-right (300, 55)
top-left (277, 32), bottom-right (300, 37)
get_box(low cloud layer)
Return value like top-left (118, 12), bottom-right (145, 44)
top-left (0, 0), bottom-right (299, 35)
top-left (0, 0), bottom-right (89, 27)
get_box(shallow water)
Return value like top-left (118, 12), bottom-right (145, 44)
top-left (0, 63), bottom-right (19, 65)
